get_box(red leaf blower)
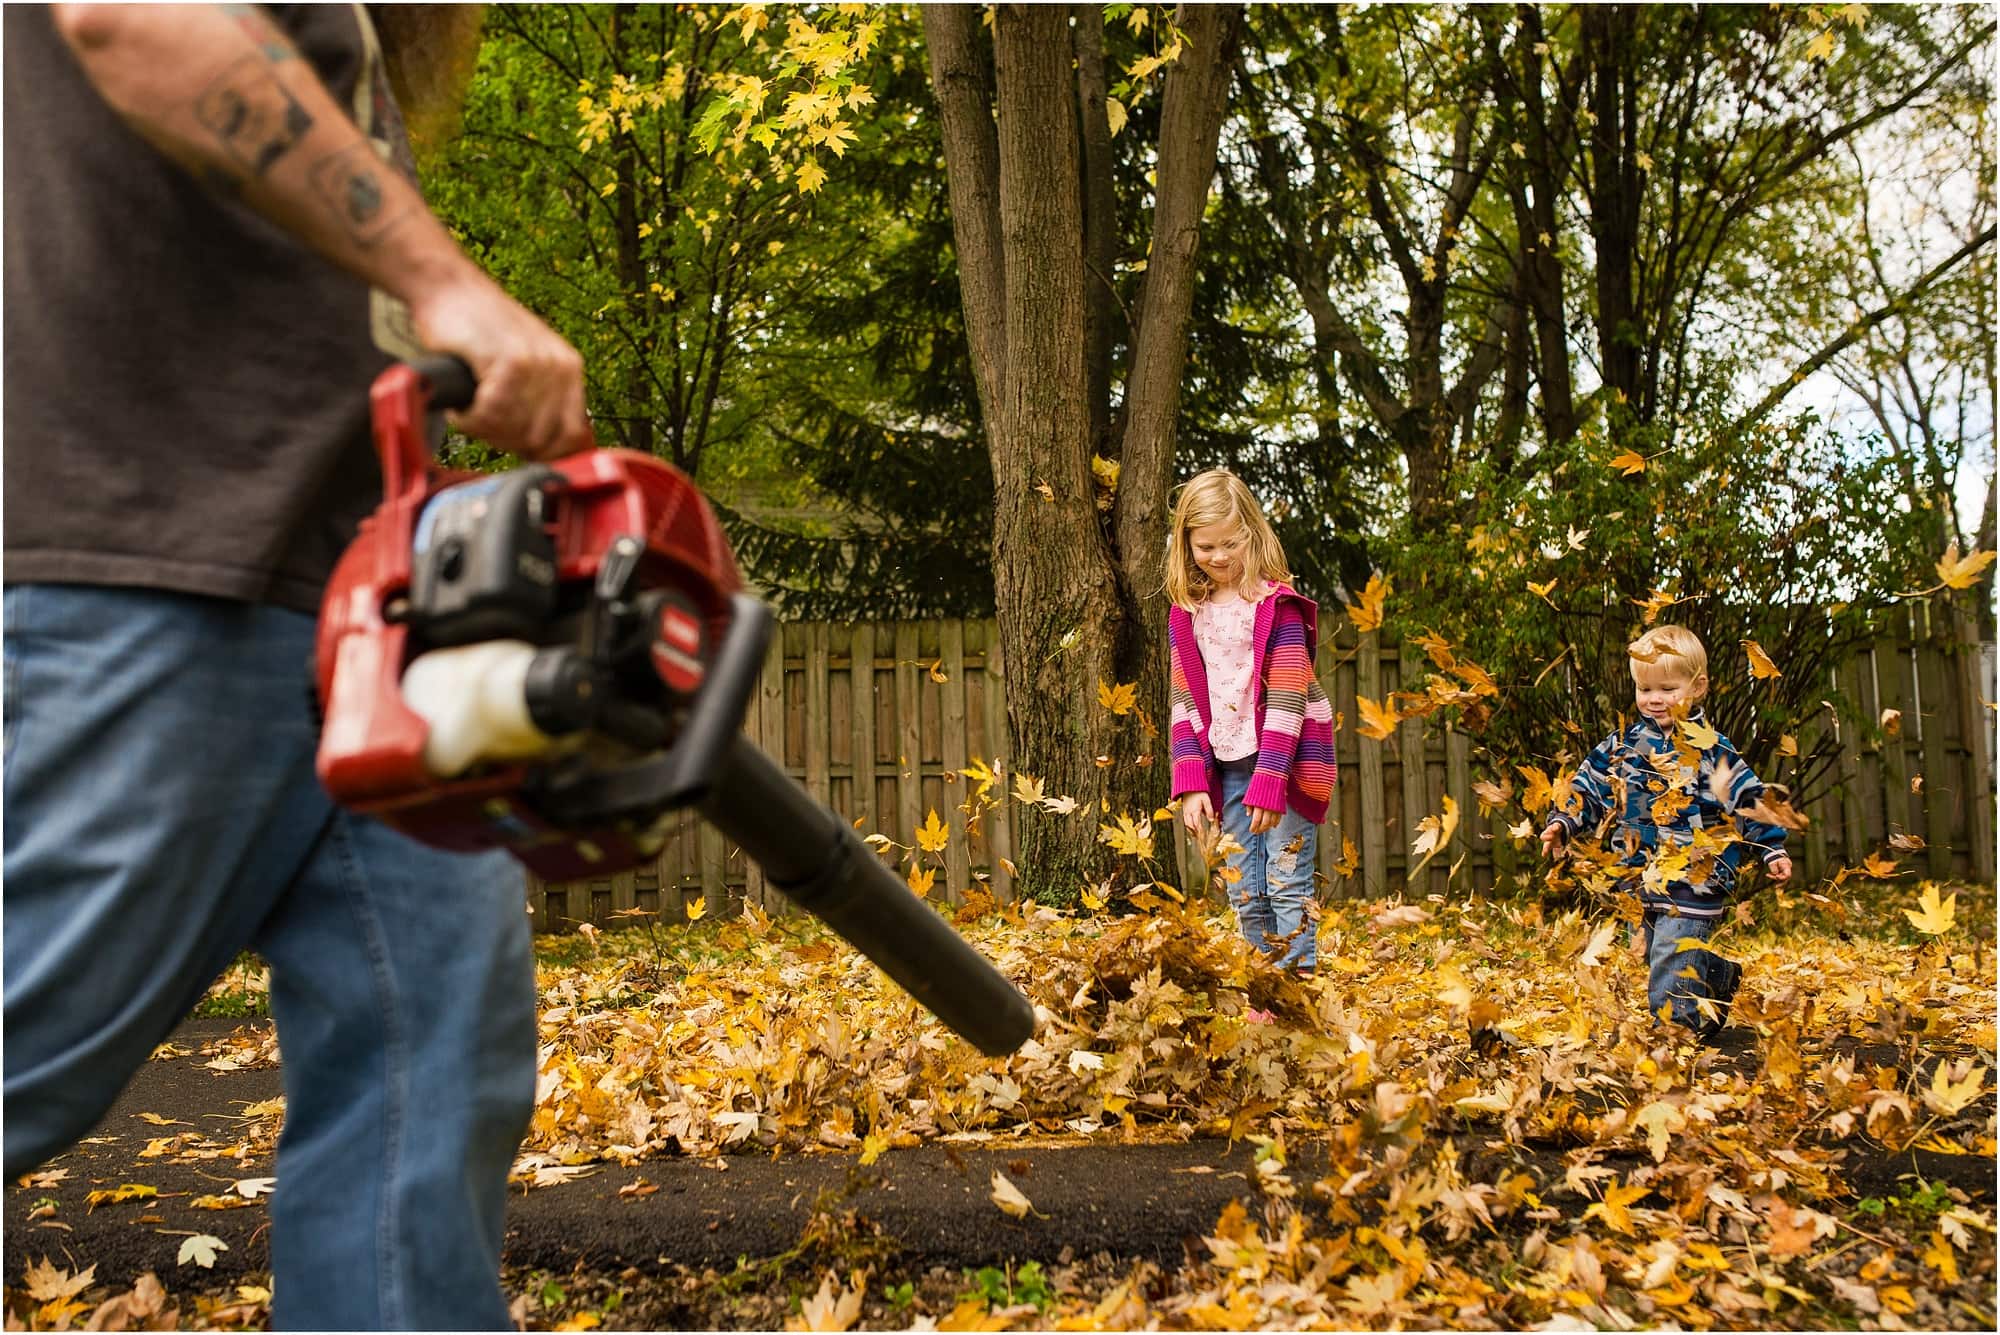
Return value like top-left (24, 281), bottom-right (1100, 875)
top-left (315, 358), bottom-right (1035, 1057)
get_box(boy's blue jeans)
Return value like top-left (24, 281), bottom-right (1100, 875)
top-left (4, 585), bottom-right (537, 1329)
top-left (1218, 755), bottom-right (1318, 971)
top-left (1641, 908), bottom-right (1741, 1034)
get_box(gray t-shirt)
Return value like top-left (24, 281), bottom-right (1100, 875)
top-left (4, 5), bottom-right (410, 613)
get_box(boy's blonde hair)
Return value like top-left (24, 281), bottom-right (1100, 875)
top-left (1628, 624), bottom-right (1708, 693)
top-left (1163, 468), bottom-right (1292, 609)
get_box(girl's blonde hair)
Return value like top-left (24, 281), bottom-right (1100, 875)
top-left (1163, 468), bottom-right (1292, 609)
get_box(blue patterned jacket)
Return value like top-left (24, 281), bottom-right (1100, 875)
top-left (1545, 711), bottom-right (1787, 918)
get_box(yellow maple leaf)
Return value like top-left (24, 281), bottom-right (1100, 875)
top-left (1098, 813), bottom-right (1154, 859)
top-left (1679, 716), bottom-right (1720, 749)
top-left (1012, 772), bottom-right (1045, 806)
top-left (1348, 573), bottom-right (1390, 633)
top-left (1097, 679), bottom-right (1138, 716)
top-left (1527, 577), bottom-right (1558, 603)
top-left (685, 896), bottom-right (708, 922)
top-left (859, 1131), bottom-right (891, 1166)
top-left (1355, 694), bottom-right (1400, 740)
top-left (1862, 850), bottom-right (1903, 878)
top-left (1924, 1229), bottom-right (1960, 1284)
top-left (1608, 448), bottom-right (1648, 475)
top-left (1516, 765), bottom-right (1557, 815)
top-left (1904, 882), bottom-right (1956, 935)
top-left (1743, 639), bottom-right (1783, 680)
top-left (1937, 544), bottom-right (1997, 590)
top-left (794, 157), bottom-right (828, 194)
top-left (1804, 27), bottom-right (1838, 62)
top-left (1778, 733), bottom-right (1799, 757)
top-left (907, 866), bottom-right (936, 898)
top-left (1584, 1180), bottom-right (1649, 1235)
top-left (1923, 1060), bottom-right (1986, 1116)
top-left (20, 1258), bottom-right (95, 1304)
top-left (915, 808), bottom-right (950, 853)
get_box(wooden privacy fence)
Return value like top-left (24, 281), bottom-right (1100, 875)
top-left (527, 609), bottom-right (1996, 932)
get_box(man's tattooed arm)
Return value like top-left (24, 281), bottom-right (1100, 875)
top-left (53, 5), bottom-right (420, 260)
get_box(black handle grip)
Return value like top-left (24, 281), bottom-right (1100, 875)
top-left (409, 355), bottom-right (477, 413)
top-left (701, 737), bottom-right (1038, 1057)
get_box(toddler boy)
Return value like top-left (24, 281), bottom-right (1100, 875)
top-left (1540, 625), bottom-right (1791, 1039)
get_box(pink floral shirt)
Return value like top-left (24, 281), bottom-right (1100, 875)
top-left (1190, 586), bottom-right (1261, 761)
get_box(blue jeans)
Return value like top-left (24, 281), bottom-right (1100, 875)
top-left (4, 586), bottom-right (536, 1329)
top-left (1641, 909), bottom-right (1739, 1034)
top-left (1218, 756), bottom-right (1319, 970)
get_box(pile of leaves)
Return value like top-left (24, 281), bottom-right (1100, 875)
top-left (8, 879), bottom-right (1991, 1331)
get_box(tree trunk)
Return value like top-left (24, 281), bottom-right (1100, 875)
top-left (1584, 5), bottom-right (1643, 412)
top-left (1073, 5), bottom-right (1117, 456)
top-left (925, 3), bottom-right (1240, 900)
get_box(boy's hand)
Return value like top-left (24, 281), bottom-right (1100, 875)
top-left (1767, 854), bottom-right (1793, 883)
top-left (1540, 822), bottom-right (1568, 860)
top-left (1248, 804), bottom-right (1281, 835)
top-left (1180, 792), bottom-right (1214, 833)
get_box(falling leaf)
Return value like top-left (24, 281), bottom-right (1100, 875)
top-left (1880, 707), bottom-right (1902, 737)
top-left (1678, 716), bottom-right (1720, 750)
top-left (1012, 773), bottom-right (1046, 806)
top-left (1472, 777), bottom-right (1514, 811)
top-left (990, 1170), bottom-right (1037, 1219)
top-left (1516, 765), bottom-right (1557, 815)
top-left (1889, 830), bottom-right (1926, 851)
top-left (178, 1234), bottom-right (228, 1269)
top-left (1355, 695), bottom-right (1400, 740)
top-left (1098, 813), bottom-right (1154, 859)
top-left (1861, 851), bottom-right (1903, 878)
top-left (1936, 544), bottom-right (1996, 590)
top-left (916, 809), bottom-right (950, 853)
top-left (1346, 574), bottom-right (1390, 634)
top-left (1910, 774), bottom-right (1924, 794)
top-left (1527, 578), bottom-right (1558, 604)
top-left (1408, 796), bottom-right (1459, 880)
top-left (1035, 481), bottom-right (1055, 503)
top-left (1609, 449), bottom-right (1648, 475)
top-left (1904, 882), bottom-right (1957, 935)
top-left (928, 659), bottom-right (948, 684)
top-left (1577, 923), bottom-right (1619, 968)
top-left (1778, 733), bottom-right (1798, 757)
top-left (1743, 640), bottom-right (1783, 679)
top-left (1097, 679), bottom-right (1138, 716)
top-left (1105, 95), bottom-right (1129, 136)
top-left (907, 866), bottom-right (936, 898)
top-left (685, 896), bottom-right (708, 922)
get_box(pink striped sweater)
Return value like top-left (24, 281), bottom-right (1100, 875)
top-left (1167, 582), bottom-right (1337, 821)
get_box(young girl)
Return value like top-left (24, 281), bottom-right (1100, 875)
top-left (1164, 469), bottom-right (1336, 976)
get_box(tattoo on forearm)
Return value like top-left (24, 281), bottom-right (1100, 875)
top-left (310, 144), bottom-right (410, 247)
top-left (194, 54), bottom-right (312, 177)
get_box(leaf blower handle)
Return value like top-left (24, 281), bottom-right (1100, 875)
top-left (409, 354), bottom-right (478, 413)
top-left (700, 736), bottom-right (1039, 1057)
